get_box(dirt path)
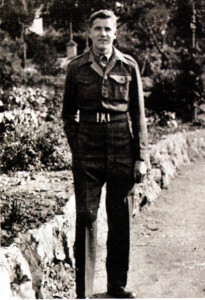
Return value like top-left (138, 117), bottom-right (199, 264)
top-left (93, 160), bottom-right (205, 298)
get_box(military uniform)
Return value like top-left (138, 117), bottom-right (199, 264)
top-left (62, 47), bottom-right (148, 298)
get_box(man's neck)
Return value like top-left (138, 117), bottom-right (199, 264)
top-left (93, 47), bottom-right (113, 58)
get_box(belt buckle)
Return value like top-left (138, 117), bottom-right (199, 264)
top-left (96, 112), bottom-right (110, 123)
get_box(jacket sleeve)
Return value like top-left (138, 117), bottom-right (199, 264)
top-left (62, 62), bottom-right (78, 150)
top-left (129, 62), bottom-right (148, 162)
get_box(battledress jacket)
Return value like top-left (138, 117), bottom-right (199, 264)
top-left (62, 46), bottom-right (148, 162)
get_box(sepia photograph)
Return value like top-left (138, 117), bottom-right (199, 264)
top-left (0, 0), bottom-right (205, 299)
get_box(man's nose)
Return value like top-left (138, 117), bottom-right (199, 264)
top-left (100, 28), bottom-right (106, 36)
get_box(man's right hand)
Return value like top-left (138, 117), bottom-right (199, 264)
top-left (133, 160), bottom-right (147, 183)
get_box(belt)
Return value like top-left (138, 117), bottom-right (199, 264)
top-left (79, 112), bottom-right (128, 123)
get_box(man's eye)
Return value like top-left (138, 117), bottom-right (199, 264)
top-left (105, 28), bottom-right (111, 32)
top-left (94, 27), bottom-right (101, 31)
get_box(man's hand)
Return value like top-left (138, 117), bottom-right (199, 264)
top-left (134, 160), bottom-right (147, 183)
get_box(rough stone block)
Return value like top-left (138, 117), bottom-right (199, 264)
top-left (0, 245), bottom-right (36, 299)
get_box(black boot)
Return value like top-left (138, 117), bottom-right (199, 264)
top-left (107, 286), bottom-right (136, 298)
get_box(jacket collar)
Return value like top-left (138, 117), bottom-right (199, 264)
top-left (114, 47), bottom-right (131, 65)
top-left (78, 47), bottom-right (130, 78)
top-left (79, 47), bottom-right (129, 66)
top-left (78, 48), bottom-right (95, 66)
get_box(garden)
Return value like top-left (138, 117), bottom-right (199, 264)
top-left (0, 2), bottom-right (205, 298)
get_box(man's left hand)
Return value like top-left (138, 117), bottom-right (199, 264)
top-left (134, 160), bottom-right (147, 183)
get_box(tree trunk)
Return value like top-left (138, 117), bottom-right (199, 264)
top-left (21, 23), bottom-right (27, 68)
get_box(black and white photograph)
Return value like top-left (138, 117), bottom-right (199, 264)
top-left (0, 0), bottom-right (205, 299)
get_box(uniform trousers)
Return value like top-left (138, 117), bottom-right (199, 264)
top-left (72, 118), bottom-right (135, 298)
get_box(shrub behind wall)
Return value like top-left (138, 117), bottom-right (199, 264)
top-left (0, 87), bottom-right (71, 172)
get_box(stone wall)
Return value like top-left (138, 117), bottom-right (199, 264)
top-left (1, 129), bottom-right (205, 299)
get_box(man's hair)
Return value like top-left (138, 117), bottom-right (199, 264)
top-left (89, 9), bottom-right (118, 27)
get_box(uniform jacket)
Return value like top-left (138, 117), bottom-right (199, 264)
top-left (62, 47), bottom-right (148, 161)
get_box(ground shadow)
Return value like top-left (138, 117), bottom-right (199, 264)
top-left (92, 292), bottom-right (112, 298)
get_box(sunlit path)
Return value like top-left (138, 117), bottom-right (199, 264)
top-left (93, 161), bottom-right (205, 298)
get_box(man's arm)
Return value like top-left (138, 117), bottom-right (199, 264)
top-left (129, 61), bottom-right (149, 182)
top-left (62, 63), bottom-right (78, 151)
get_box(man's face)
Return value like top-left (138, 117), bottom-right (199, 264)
top-left (89, 18), bottom-right (117, 54)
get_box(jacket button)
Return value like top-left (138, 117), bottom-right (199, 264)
top-left (102, 90), bottom-right (108, 98)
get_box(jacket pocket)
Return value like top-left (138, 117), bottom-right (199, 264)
top-left (77, 77), bottom-right (98, 85)
top-left (109, 75), bottom-right (132, 84)
top-left (77, 76), bottom-right (99, 99)
top-left (109, 74), bottom-right (132, 100)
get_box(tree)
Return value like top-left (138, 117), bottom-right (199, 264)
top-left (171, 0), bottom-right (205, 120)
top-left (0, 0), bottom-right (43, 67)
top-left (0, 0), bottom-right (42, 37)
top-left (42, 0), bottom-right (117, 32)
top-left (0, 30), bottom-right (23, 88)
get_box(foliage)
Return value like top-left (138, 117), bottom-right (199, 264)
top-left (0, 30), bottom-right (57, 87)
top-left (0, 30), bottom-right (24, 88)
top-left (145, 49), bottom-right (205, 120)
top-left (42, 0), bottom-right (117, 32)
top-left (1, 197), bottom-right (24, 232)
top-left (1, 120), bottom-right (70, 172)
top-left (0, 87), bottom-right (71, 172)
top-left (26, 32), bottom-right (61, 75)
top-left (147, 110), bottom-right (177, 129)
top-left (0, 0), bottom-right (43, 38)
top-left (175, 50), bottom-right (205, 120)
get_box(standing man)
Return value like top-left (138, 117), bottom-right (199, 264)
top-left (62, 9), bottom-right (148, 299)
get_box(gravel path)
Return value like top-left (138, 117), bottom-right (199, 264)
top-left (93, 160), bottom-right (205, 298)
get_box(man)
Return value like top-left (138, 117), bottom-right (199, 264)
top-left (62, 9), bottom-right (148, 299)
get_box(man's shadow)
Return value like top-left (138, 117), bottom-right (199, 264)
top-left (92, 292), bottom-right (112, 298)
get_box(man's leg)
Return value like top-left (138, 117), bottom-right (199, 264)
top-left (72, 122), bottom-right (107, 298)
top-left (105, 119), bottom-right (136, 297)
top-left (106, 179), bottom-right (134, 289)
top-left (73, 161), bottom-right (105, 298)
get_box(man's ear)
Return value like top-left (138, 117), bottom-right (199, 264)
top-left (114, 29), bottom-right (117, 39)
top-left (88, 27), bottom-right (92, 39)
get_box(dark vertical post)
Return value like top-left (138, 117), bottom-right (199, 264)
top-left (190, 1), bottom-right (196, 52)
top-left (21, 23), bottom-right (27, 69)
top-left (190, 0), bottom-right (197, 121)
top-left (69, 22), bottom-right (73, 41)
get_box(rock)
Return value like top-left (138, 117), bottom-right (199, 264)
top-left (0, 265), bottom-right (12, 299)
top-left (0, 245), bottom-right (36, 299)
top-left (199, 103), bottom-right (205, 112)
top-left (160, 160), bottom-right (176, 189)
top-left (17, 281), bottom-right (36, 299)
top-left (143, 179), bottom-right (162, 204)
top-left (149, 168), bottom-right (162, 185)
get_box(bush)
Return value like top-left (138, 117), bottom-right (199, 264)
top-left (145, 46), bottom-right (205, 121)
top-left (0, 31), bottom-right (24, 88)
top-left (1, 120), bottom-right (71, 172)
top-left (175, 51), bottom-right (205, 121)
top-left (0, 87), bottom-right (71, 172)
top-left (27, 33), bottom-right (60, 76)
top-left (146, 70), bottom-right (179, 113)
